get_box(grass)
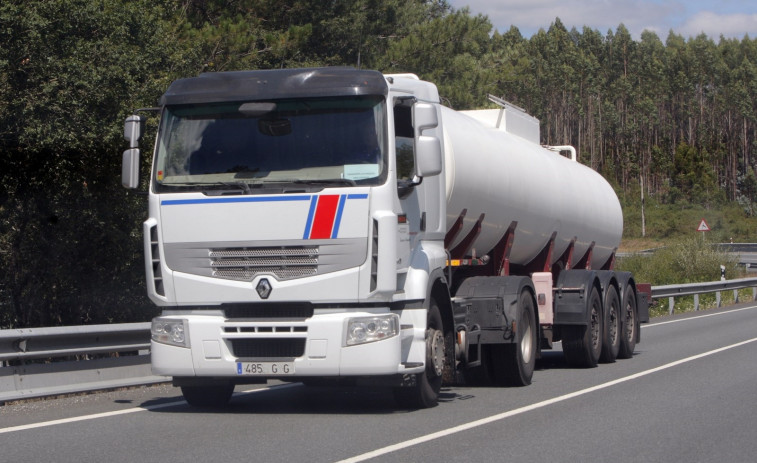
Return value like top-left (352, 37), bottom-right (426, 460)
top-left (615, 194), bottom-right (757, 316)
top-left (620, 194), bottom-right (757, 244)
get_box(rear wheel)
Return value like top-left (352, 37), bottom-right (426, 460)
top-left (562, 287), bottom-right (603, 368)
top-left (181, 382), bottom-right (234, 407)
top-left (599, 286), bottom-right (620, 363)
top-left (492, 290), bottom-right (537, 386)
top-left (394, 300), bottom-right (445, 409)
top-left (618, 287), bottom-right (638, 359)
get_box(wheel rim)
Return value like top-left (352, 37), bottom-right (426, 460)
top-left (521, 313), bottom-right (534, 363)
top-left (590, 301), bottom-right (601, 351)
top-left (427, 329), bottom-right (445, 377)
top-left (624, 299), bottom-right (636, 342)
top-left (520, 307), bottom-right (534, 363)
top-left (609, 303), bottom-right (619, 344)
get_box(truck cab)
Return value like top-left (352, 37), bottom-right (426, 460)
top-left (123, 68), bottom-right (449, 407)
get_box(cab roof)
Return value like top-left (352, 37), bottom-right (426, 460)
top-left (159, 67), bottom-right (388, 106)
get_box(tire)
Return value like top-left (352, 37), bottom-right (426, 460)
top-left (394, 300), bottom-right (445, 409)
top-left (562, 286), bottom-right (603, 368)
top-left (618, 286), bottom-right (638, 359)
top-left (491, 290), bottom-right (537, 386)
top-left (181, 383), bottom-right (234, 407)
top-left (599, 285), bottom-right (620, 363)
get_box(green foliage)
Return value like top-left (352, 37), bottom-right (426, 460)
top-left (617, 236), bottom-right (748, 316)
top-left (617, 236), bottom-right (739, 286)
top-left (0, 0), bottom-right (188, 327)
top-left (620, 187), bottom-right (757, 242)
top-left (379, 8), bottom-right (493, 109)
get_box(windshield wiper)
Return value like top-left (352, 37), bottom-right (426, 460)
top-left (289, 178), bottom-right (357, 187)
top-left (160, 181), bottom-right (255, 194)
top-left (221, 181), bottom-right (252, 194)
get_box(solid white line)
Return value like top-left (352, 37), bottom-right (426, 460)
top-left (643, 304), bottom-right (757, 328)
top-left (334, 336), bottom-right (757, 463)
top-left (0, 382), bottom-right (300, 435)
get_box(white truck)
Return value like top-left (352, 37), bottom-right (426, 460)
top-left (122, 68), bottom-right (648, 408)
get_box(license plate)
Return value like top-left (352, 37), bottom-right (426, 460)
top-left (236, 361), bottom-right (295, 375)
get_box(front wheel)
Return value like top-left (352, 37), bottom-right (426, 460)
top-left (394, 300), bottom-right (445, 409)
top-left (181, 382), bottom-right (234, 407)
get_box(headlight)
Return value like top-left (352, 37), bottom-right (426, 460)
top-left (345, 314), bottom-right (399, 346)
top-left (151, 318), bottom-right (189, 348)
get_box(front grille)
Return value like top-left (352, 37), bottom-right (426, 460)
top-left (210, 246), bottom-right (319, 281)
top-left (149, 225), bottom-right (165, 296)
top-left (224, 303), bottom-right (314, 320)
top-left (230, 338), bottom-right (306, 359)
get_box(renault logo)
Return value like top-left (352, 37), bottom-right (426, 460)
top-left (256, 278), bottom-right (272, 299)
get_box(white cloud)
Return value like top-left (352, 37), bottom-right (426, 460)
top-left (678, 12), bottom-right (757, 39)
top-left (451, 0), bottom-right (756, 39)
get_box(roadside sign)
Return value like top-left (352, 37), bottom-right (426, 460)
top-left (697, 218), bottom-right (710, 232)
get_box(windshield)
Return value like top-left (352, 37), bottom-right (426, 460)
top-left (153, 96), bottom-right (387, 192)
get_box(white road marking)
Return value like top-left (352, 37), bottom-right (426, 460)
top-left (642, 304), bottom-right (757, 328)
top-left (0, 382), bottom-right (300, 435)
top-left (334, 336), bottom-right (757, 463)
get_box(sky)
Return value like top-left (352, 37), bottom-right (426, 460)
top-left (448, 0), bottom-right (757, 40)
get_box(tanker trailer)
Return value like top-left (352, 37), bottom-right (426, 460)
top-left (121, 68), bottom-right (648, 409)
top-left (441, 96), bottom-right (648, 389)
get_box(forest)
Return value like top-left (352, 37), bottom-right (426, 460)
top-left (1, 0), bottom-right (756, 328)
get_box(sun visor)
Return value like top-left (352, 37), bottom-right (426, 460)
top-left (159, 67), bottom-right (388, 106)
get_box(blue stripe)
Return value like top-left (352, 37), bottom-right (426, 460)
top-left (331, 195), bottom-right (348, 239)
top-left (347, 194), bottom-right (368, 199)
top-left (162, 195), bottom-right (312, 206)
top-left (302, 196), bottom-right (319, 239)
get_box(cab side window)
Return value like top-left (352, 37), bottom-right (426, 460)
top-left (394, 102), bottom-right (414, 182)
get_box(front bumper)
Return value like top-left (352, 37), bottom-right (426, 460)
top-left (150, 311), bottom-right (425, 379)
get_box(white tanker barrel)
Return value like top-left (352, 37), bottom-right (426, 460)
top-left (440, 105), bottom-right (623, 270)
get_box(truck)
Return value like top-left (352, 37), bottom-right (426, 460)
top-left (122, 67), bottom-right (649, 408)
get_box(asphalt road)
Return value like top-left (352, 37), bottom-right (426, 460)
top-left (2, 303), bottom-right (756, 462)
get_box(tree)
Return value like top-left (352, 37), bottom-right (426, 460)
top-left (379, 8), bottom-right (493, 109)
top-left (0, 0), bottom-right (189, 327)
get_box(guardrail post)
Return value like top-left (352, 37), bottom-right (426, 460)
top-left (668, 297), bottom-right (674, 315)
top-left (718, 265), bottom-right (725, 307)
top-left (753, 286), bottom-right (756, 301)
top-left (733, 289), bottom-right (739, 303)
top-left (694, 294), bottom-right (699, 311)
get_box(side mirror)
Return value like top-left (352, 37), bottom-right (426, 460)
top-left (122, 148), bottom-right (140, 189)
top-left (124, 115), bottom-right (145, 148)
top-left (412, 103), bottom-right (438, 136)
top-left (415, 136), bottom-right (442, 177)
top-left (413, 103), bottom-right (442, 178)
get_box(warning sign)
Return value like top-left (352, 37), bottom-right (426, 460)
top-left (697, 219), bottom-right (710, 232)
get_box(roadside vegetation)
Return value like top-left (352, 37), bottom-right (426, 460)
top-left (617, 195), bottom-right (756, 316)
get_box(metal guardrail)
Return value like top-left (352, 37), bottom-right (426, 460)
top-left (2, 276), bottom-right (757, 404)
top-left (0, 322), bottom-right (166, 404)
top-left (651, 277), bottom-right (757, 315)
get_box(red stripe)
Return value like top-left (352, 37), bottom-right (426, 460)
top-left (310, 195), bottom-right (340, 239)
